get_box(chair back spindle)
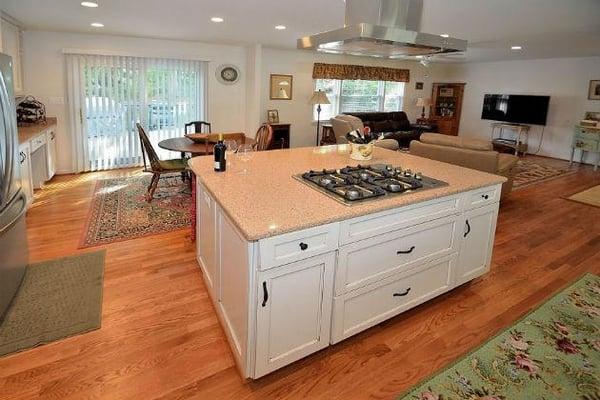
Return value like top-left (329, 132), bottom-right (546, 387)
top-left (137, 123), bottom-right (162, 171)
top-left (254, 124), bottom-right (274, 151)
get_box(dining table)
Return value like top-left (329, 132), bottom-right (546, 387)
top-left (157, 133), bottom-right (256, 241)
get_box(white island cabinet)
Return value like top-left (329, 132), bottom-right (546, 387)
top-left (191, 146), bottom-right (504, 379)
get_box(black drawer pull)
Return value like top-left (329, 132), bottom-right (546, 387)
top-left (261, 281), bottom-right (268, 307)
top-left (464, 219), bottom-right (471, 237)
top-left (393, 288), bottom-right (411, 297)
top-left (396, 246), bottom-right (415, 255)
top-left (482, 194), bottom-right (489, 200)
top-left (299, 242), bottom-right (308, 251)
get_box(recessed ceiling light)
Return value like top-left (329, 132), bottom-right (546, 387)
top-left (275, 25), bottom-right (286, 30)
top-left (81, 1), bottom-right (98, 7)
top-left (90, 22), bottom-right (104, 27)
top-left (511, 45), bottom-right (523, 50)
top-left (440, 33), bottom-right (449, 38)
top-left (211, 17), bottom-right (224, 23)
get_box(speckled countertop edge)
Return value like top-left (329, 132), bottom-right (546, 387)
top-left (189, 146), bottom-right (506, 241)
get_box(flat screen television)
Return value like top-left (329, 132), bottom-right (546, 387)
top-left (481, 94), bottom-right (550, 126)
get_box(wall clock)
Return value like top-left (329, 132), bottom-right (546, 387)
top-left (216, 64), bottom-right (241, 85)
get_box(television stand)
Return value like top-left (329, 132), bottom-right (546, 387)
top-left (490, 122), bottom-right (530, 155)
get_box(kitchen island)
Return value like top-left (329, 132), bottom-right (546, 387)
top-left (188, 146), bottom-right (506, 379)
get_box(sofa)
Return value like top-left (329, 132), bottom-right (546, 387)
top-left (331, 114), bottom-right (400, 150)
top-left (409, 133), bottom-right (519, 199)
top-left (332, 111), bottom-right (421, 148)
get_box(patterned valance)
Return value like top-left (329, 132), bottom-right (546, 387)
top-left (312, 63), bottom-right (410, 82)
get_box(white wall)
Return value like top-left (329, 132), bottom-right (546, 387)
top-left (446, 57), bottom-right (600, 162)
top-left (0, 16), bottom-right (3, 52)
top-left (260, 48), bottom-right (451, 147)
top-left (21, 30), bottom-right (249, 173)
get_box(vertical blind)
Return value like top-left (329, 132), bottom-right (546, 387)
top-left (66, 54), bottom-right (207, 172)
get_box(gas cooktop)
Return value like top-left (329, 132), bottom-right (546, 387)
top-left (294, 164), bottom-right (448, 205)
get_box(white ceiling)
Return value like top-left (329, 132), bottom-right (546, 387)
top-left (2, 0), bottom-right (600, 62)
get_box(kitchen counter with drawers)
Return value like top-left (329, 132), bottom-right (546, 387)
top-left (189, 146), bottom-right (503, 379)
top-left (16, 117), bottom-right (58, 207)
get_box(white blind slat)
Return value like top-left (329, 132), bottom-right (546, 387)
top-left (66, 53), bottom-right (207, 171)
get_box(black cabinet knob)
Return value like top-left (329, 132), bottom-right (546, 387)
top-left (482, 194), bottom-right (489, 200)
top-left (299, 242), bottom-right (308, 251)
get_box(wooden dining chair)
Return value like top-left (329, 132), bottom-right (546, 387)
top-left (137, 123), bottom-right (188, 202)
top-left (185, 121), bottom-right (212, 155)
top-left (254, 124), bottom-right (274, 151)
top-left (184, 121), bottom-right (212, 134)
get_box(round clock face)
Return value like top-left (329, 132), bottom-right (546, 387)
top-left (217, 65), bottom-right (240, 85)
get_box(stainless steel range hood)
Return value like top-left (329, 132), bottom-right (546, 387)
top-left (298, 0), bottom-right (467, 58)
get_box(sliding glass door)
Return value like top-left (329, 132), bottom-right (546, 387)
top-left (66, 54), bottom-right (207, 172)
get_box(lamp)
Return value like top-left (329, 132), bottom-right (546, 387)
top-left (415, 97), bottom-right (431, 119)
top-left (309, 90), bottom-right (331, 146)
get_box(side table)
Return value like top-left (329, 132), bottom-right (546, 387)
top-left (570, 125), bottom-right (600, 171)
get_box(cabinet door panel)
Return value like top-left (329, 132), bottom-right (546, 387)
top-left (457, 203), bottom-right (499, 285)
top-left (196, 184), bottom-right (218, 299)
top-left (18, 143), bottom-right (33, 207)
top-left (254, 252), bottom-right (334, 378)
top-left (46, 130), bottom-right (57, 179)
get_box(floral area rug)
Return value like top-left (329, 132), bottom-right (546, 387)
top-left (398, 274), bottom-right (600, 400)
top-left (80, 174), bottom-right (191, 248)
top-left (513, 160), bottom-right (576, 189)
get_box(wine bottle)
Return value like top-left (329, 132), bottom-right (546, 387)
top-left (214, 133), bottom-right (226, 172)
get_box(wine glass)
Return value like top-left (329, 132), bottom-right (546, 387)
top-left (236, 143), bottom-right (254, 174)
top-left (224, 139), bottom-right (239, 154)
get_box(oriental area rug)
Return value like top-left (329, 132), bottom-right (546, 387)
top-left (512, 160), bottom-right (576, 189)
top-left (80, 175), bottom-right (191, 248)
top-left (398, 274), bottom-right (600, 400)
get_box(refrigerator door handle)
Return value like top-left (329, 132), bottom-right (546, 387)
top-left (0, 190), bottom-right (27, 235)
top-left (0, 72), bottom-right (15, 205)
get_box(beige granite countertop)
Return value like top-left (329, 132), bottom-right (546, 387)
top-left (18, 117), bottom-right (57, 144)
top-left (188, 146), bottom-right (506, 241)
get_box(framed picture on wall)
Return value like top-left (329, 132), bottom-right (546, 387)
top-left (267, 109), bottom-right (279, 124)
top-left (588, 80), bottom-right (600, 100)
top-left (270, 74), bottom-right (293, 100)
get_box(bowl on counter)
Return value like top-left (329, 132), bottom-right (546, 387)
top-left (349, 142), bottom-right (374, 161)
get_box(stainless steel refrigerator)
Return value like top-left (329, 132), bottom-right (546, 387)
top-left (0, 52), bottom-right (28, 322)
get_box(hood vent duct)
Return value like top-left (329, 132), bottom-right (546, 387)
top-left (298, 0), bottom-right (467, 59)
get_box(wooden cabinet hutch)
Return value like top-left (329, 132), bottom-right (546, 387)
top-left (428, 83), bottom-right (466, 136)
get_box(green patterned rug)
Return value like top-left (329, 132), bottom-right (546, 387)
top-left (398, 274), bottom-right (600, 400)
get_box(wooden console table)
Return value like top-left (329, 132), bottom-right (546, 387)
top-left (490, 122), bottom-right (530, 155)
top-left (570, 125), bottom-right (600, 171)
top-left (268, 123), bottom-right (291, 149)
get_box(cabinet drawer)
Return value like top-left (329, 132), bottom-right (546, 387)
top-left (331, 254), bottom-right (455, 343)
top-left (336, 216), bottom-right (458, 295)
top-left (575, 127), bottom-right (600, 138)
top-left (339, 195), bottom-right (461, 245)
top-left (573, 138), bottom-right (598, 152)
top-left (30, 133), bottom-right (47, 152)
top-left (465, 185), bottom-right (500, 210)
top-left (259, 223), bottom-right (339, 270)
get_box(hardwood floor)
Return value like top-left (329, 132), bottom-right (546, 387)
top-left (1, 158), bottom-right (599, 400)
